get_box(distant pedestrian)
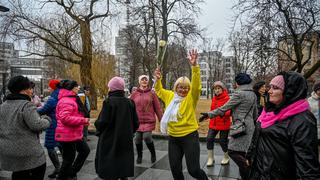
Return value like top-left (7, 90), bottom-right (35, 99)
top-left (253, 81), bottom-right (267, 116)
top-left (0, 75), bottom-right (51, 180)
top-left (30, 82), bottom-right (42, 107)
top-left (55, 80), bottom-right (90, 180)
top-left (154, 49), bottom-right (210, 180)
top-left (308, 81), bottom-right (320, 134)
top-left (130, 75), bottom-right (163, 164)
top-left (204, 81), bottom-right (231, 166)
top-left (95, 76), bottom-right (139, 180)
top-left (248, 72), bottom-right (320, 179)
top-left (82, 85), bottom-right (91, 141)
top-left (37, 79), bottom-right (61, 178)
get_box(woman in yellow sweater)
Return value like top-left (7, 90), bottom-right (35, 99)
top-left (154, 49), bottom-right (209, 180)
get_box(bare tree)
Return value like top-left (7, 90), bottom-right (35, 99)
top-left (233, 0), bottom-right (320, 79)
top-left (228, 27), bottom-right (256, 75)
top-left (1, 0), bottom-right (121, 109)
top-left (128, 0), bottom-right (204, 88)
top-left (201, 37), bottom-right (226, 98)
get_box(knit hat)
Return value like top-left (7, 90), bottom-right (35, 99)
top-left (60, 80), bottom-right (79, 90)
top-left (108, 76), bottom-right (125, 92)
top-left (7, 75), bottom-right (32, 94)
top-left (270, 75), bottom-right (285, 90)
top-left (235, 73), bottom-right (252, 85)
top-left (313, 81), bottom-right (320, 92)
top-left (213, 81), bottom-right (226, 89)
top-left (138, 75), bottom-right (149, 83)
top-left (48, 79), bottom-right (60, 90)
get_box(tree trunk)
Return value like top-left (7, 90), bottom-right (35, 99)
top-left (80, 21), bottom-right (97, 110)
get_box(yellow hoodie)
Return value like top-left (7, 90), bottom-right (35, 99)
top-left (155, 66), bottom-right (201, 137)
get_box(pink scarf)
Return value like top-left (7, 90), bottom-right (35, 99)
top-left (257, 99), bottom-right (309, 129)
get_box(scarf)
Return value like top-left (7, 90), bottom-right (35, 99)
top-left (257, 99), bottom-right (309, 129)
top-left (160, 93), bottom-right (185, 134)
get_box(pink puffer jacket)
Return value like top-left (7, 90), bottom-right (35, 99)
top-left (55, 89), bottom-right (87, 142)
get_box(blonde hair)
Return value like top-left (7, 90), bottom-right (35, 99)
top-left (173, 76), bottom-right (191, 92)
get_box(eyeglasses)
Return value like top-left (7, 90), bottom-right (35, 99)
top-left (141, 78), bottom-right (148, 81)
top-left (177, 86), bottom-right (189, 90)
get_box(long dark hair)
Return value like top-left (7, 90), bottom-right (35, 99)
top-left (60, 79), bottom-right (90, 118)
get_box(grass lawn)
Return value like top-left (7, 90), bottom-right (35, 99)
top-left (89, 98), bottom-right (212, 137)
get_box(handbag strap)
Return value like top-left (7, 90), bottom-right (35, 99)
top-left (240, 93), bottom-right (255, 123)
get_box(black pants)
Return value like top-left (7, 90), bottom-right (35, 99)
top-left (168, 131), bottom-right (208, 180)
top-left (59, 140), bottom-right (90, 178)
top-left (12, 163), bottom-right (46, 180)
top-left (206, 129), bottom-right (229, 152)
top-left (228, 150), bottom-right (250, 180)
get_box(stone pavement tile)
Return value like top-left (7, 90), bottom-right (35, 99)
top-left (93, 165), bottom-right (148, 180)
top-left (75, 172), bottom-right (98, 180)
top-left (135, 168), bottom-right (173, 180)
top-left (218, 177), bottom-right (238, 180)
top-left (0, 170), bottom-right (10, 179)
top-left (79, 161), bottom-right (97, 175)
top-left (86, 148), bottom-right (97, 162)
top-left (153, 140), bottom-right (169, 151)
top-left (204, 164), bottom-right (221, 176)
top-left (0, 177), bottom-right (10, 180)
top-left (151, 154), bottom-right (174, 171)
top-left (135, 150), bottom-right (167, 168)
top-left (219, 165), bottom-right (240, 179)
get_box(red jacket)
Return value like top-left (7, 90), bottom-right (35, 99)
top-left (130, 88), bottom-right (163, 132)
top-left (209, 90), bottom-right (231, 130)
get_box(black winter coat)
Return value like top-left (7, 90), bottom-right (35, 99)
top-left (95, 90), bottom-right (139, 179)
top-left (249, 71), bottom-right (320, 180)
top-left (248, 110), bottom-right (320, 180)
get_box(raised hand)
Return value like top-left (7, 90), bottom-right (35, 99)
top-left (188, 49), bottom-right (198, 66)
top-left (154, 67), bottom-right (162, 80)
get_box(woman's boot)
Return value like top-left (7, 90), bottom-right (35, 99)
top-left (135, 143), bottom-right (143, 164)
top-left (48, 150), bottom-right (60, 178)
top-left (221, 152), bottom-right (230, 165)
top-left (146, 142), bottom-right (156, 163)
top-left (206, 150), bottom-right (214, 167)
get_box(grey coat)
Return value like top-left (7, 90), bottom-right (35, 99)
top-left (0, 100), bottom-right (51, 171)
top-left (208, 84), bottom-right (257, 152)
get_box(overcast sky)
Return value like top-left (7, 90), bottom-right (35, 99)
top-left (198, 0), bottom-right (235, 39)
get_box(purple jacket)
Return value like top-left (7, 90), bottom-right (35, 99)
top-left (130, 88), bottom-right (163, 132)
top-left (55, 89), bottom-right (87, 142)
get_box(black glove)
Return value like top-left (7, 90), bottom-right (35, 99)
top-left (199, 112), bottom-right (209, 122)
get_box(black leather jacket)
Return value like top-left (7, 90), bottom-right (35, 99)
top-left (248, 111), bottom-right (320, 180)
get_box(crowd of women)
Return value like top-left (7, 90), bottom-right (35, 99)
top-left (0, 49), bottom-right (319, 180)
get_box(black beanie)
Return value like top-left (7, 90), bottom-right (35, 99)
top-left (313, 81), bottom-right (320, 92)
top-left (235, 73), bottom-right (252, 85)
top-left (60, 80), bottom-right (78, 90)
top-left (7, 75), bottom-right (32, 94)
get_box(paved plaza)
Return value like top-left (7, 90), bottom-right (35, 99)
top-left (0, 133), bottom-right (242, 180)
